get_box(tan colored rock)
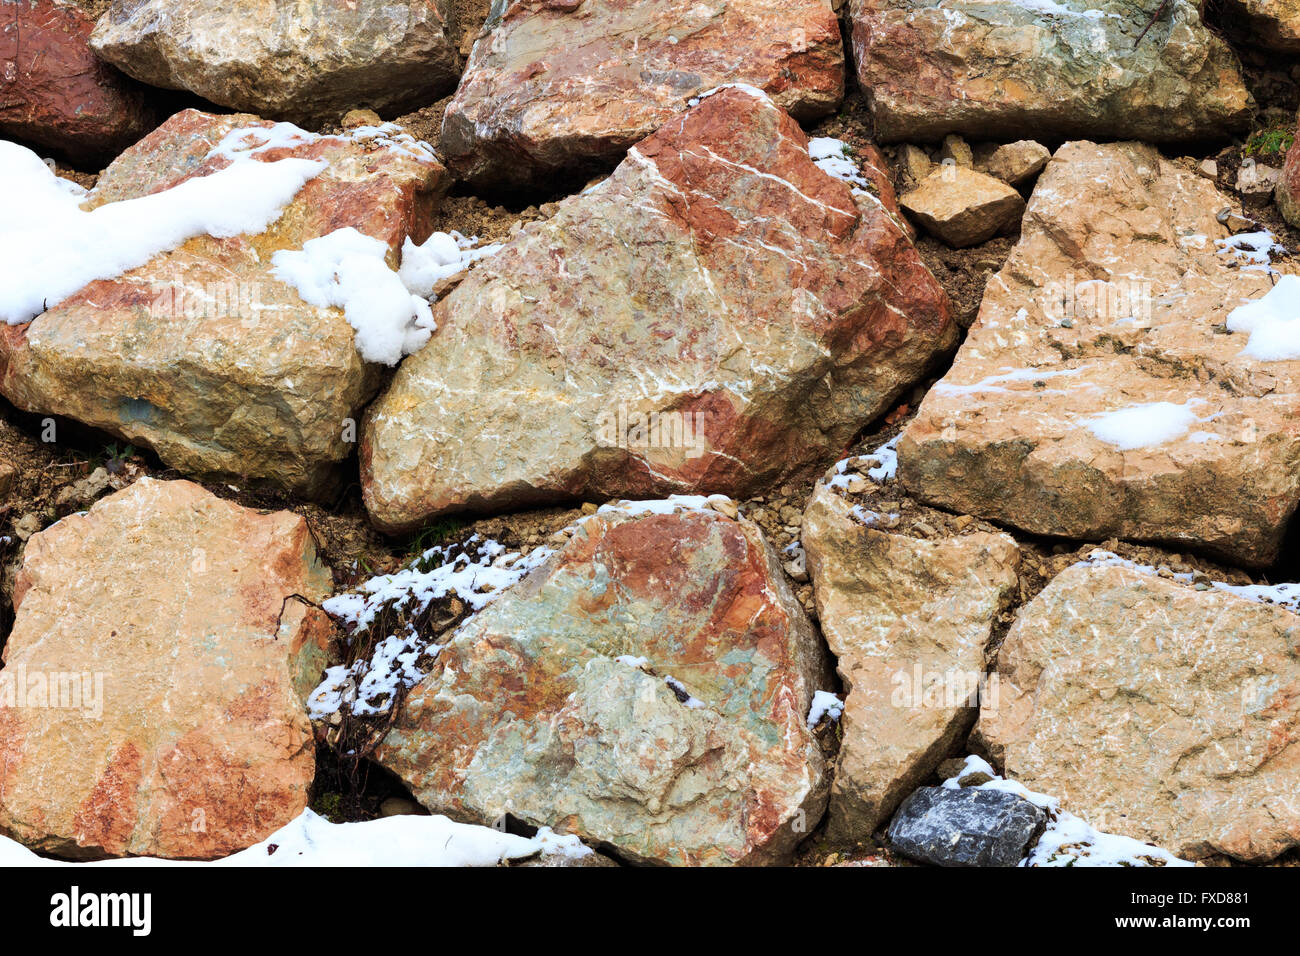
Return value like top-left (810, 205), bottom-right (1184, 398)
top-left (441, 0), bottom-right (844, 187)
top-left (90, 0), bottom-right (459, 125)
top-left (376, 505), bottom-right (832, 866)
top-left (850, 0), bottom-right (1252, 143)
top-left (361, 88), bottom-right (954, 532)
top-left (0, 456), bottom-right (14, 500)
top-left (899, 166), bottom-right (1025, 247)
top-left (802, 483), bottom-right (1019, 842)
top-left (898, 144), bottom-right (933, 185)
top-left (0, 110), bottom-right (446, 497)
top-left (898, 141), bottom-right (1300, 568)
top-left (940, 134), bottom-right (972, 168)
top-left (979, 560), bottom-right (1300, 863)
top-left (985, 140), bottom-right (1050, 186)
top-left (0, 478), bottom-right (335, 860)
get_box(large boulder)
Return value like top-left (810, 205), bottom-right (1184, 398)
top-left (0, 478), bottom-right (334, 860)
top-left (375, 503), bottom-right (833, 866)
top-left (802, 482), bottom-right (1019, 842)
top-left (0, 0), bottom-right (156, 164)
top-left (89, 0), bottom-right (460, 125)
top-left (898, 166), bottom-right (1025, 247)
top-left (441, 0), bottom-right (844, 188)
top-left (362, 87), bottom-right (954, 533)
top-left (0, 109), bottom-right (447, 496)
top-left (849, 0), bottom-right (1252, 143)
top-left (898, 141), bottom-right (1300, 568)
top-left (978, 559), bottom-right (1300, 863)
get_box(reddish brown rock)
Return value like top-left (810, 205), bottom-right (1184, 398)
top-left (376, 502), bottom-right (833, 866)
top-left (0, 478), bottom-right (334, 860)
top-left (0, 109), bottom-right (447, 496)
top-left (362, 88), bottom-right (954, 533)
top-left (0, 0), bottom-right (156, 164)
top-left (1278, 118), bottom-right (1300, 229)
top-left (850, 0), bottom-right (1252, 144)
top-left (442, 0), bottom-right (844, 188)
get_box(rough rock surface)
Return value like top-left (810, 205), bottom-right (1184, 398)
top-left (1221, 0), bottom-right (1300, 50)
top-left (375, 505), bottom-right (833, 866)
top-left (362, 88), bottom-right (954, 532)
top-left (978, 562), bottom-right (1300, 863)
top-left (0, 478), bottom-right (334, 860)
top-left (899, 166), bottom-right (1025, 247)
top-left (898, 141), bottom-right (1300, 568)
top-left (850, 0), bottom-right (1252, 143)
top-left (887, 785), bottom-right (1046, 866)
top-left (802, 483), bottom-right (1019, 842)
top-left (1279, 121), bottom-right (1300, 229)
top-left (0, 110), bottom-right (446, 496)
top-left (0, 0), bottom-right (156, 164)
top-left (441, 0), bottom-right (844, 187)
top-left (90, 0), bottom-right (459, 124)
top-left (984, 140), bottom-right (1050, 186)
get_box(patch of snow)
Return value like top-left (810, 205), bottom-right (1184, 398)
top-left (664, 675), bottom-right (707, 709)
top-left (592, 494), bottom-right (715, 518)
top-left (1085, 400), bottom-right (1203, 450)
top-left (808, 137), bottom-right (871, 195)
top-left (806, 690), bottom-right (844, 730)
top-left (1216, 230), bottom-right (1285, 273)
top-left (686, 83), bottom-right (772, 108)
top-left (1011, 0), bottom-right (1116, 18)
top-left (941, 756), bottom-right (1191, 868)
top-left (864, 435), bottom-right (899, 481)
top-left (271, 226), bottom-right (435, 366)
top-left (1226, 274), bottom-right (1300, 362)
top-left (398, 230), bottom-right (503, 298)
top-left (0, 137), bottom-right (324, 325)
top-left (0, 808), bottom-right (575, 867)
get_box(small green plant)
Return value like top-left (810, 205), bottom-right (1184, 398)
top-left (312, 791), bottom-right (345, 823)
top-left (1245, 124), bottom-right (1295, 164)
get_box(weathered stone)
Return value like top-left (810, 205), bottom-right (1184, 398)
top-left (850, 0), bottom-right (1252, 143)
top-left (940, 134), bottom-right (972, 168)
top-left (90, 0), bottom-right (459, 125)
top-left (362, 88), bottom-right (953, 533)
top-left (1237, 158), bottom-right (1281, 197)
top-left (1220, 0), bottom-right (1300, 51)
top-left (802, 483), bottom-right (1019, 843)
top-left (375, 505), bottom-right (833, 866)
top-left (984, 140), bottom-right (1050, 186)
top-left (441, 0), bottom-right (844, 188)
top-left (0, 0), bottom-right (156, 164)
top-left (899, 166), bottom-right (1025, 247)
top-left (0, 457), bottom-right (13, 500)
top-left (1277, 122), bottom-right (1300, 228)
top-left (899, 141), bottom-right (1300, 568)
top-left (0, 110), bottom-right (446, 496)
top-left (0, 478), bottom-right (334, 860)
top-left (898, 143), bottom-right (933, 185)
top-left (886, 786), bottom-right (1046, 867)
top-left (978, 561), bottom-right (1300, 863)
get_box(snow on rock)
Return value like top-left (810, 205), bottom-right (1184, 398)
top-left (1084, 400), bottom-right (1204, 450)
top-left (1227, 273), bottom-right (1300, 362)
top-left (808, 137), bottom-right (871, 194)
top-left (272, 227), bottom-right (435, 366)
top-left (0, 136), bottom-right (324, 324)
top-left (398, 230), bottom-right (503, 298)
top-left (941, 756), bottom-right (1191, 867)
top-left (1076, 549), bottom-right (1300, 614)
top-left (0, 809), bottom-right (576, 868)
top-left (806, 690), bottom-right (845, 730)
top-left (1216, 230), bottom-right (1286, 272)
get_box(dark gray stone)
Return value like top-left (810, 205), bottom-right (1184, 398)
top-left (886, 786), bottom-right (1046, 867)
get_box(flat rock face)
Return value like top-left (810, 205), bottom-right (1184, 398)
top-left (90, 0), bottom-right (459, 124)
top-left (802, 483), bottom-right (1019, 842)
top-left (898, 141), bottom-right (1300, 568)
top-left (0, 478), bottom-right (334, 860)
top-left (376, 506), bottom-right (833, 866)
top-left (850, 0), bottom-right (1252, 143)
top-left (0, 110), bottom-right (446, 496)
top-left (886, 786), bottom-right (1046, 867)
top-left (441, 0), bottom-right (844, 187)
top-left (978, 562), bottom-right (1300, 863)
top-left (362, 88), bottom-right (954, 532)
top-left (899, 166), bottom-right (1025, 247)
top-left (1221, 0), bottom-right (1300, 50)
top-left (0, 0), bottom-right (156, 163)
